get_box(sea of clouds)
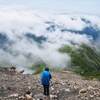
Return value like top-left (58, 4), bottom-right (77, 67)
top-left (0, 8), bottom-right (100, 72)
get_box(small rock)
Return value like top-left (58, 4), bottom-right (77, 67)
top-left (25, 91), bottom-right (33, 100)
top-left (79, 88), bottom-right (87, 94)
top-left (65, 88), bottom-right (70, 92)
top-left (9, 93), bottom-right (19, 97)
top-left (28, 86), bottom-right (31, 90)
top-left (18, 96), bottom-right (25, 100)
top-left (90, 95), bottom-right (94, 98)
top-left (9, 66), bottom-right (16, 72)
top-left (51, 87), bottom-right (54, 91)
top-left (50, 94), bottom-right (58, 99)
top-left (20, 70), bottom-right (24, 74)
top-left (34, 93), bottom-right (44, 100)
top-left (60, 81), bottom-right (65, 85)
top-left (74, 86), bottom-right (79, 90)
top-left (88, 86), bottom-right (94, 90)
top-left (25, 94), bottom-right (33, 100)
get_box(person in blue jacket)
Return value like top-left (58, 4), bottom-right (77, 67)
top-left (41, 67), bottom-right (52, 96)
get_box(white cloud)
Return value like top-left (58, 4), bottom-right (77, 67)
top-left (0, 9), bottom-right (99, 72)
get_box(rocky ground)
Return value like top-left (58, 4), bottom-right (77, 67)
top-left (0, 67), bottom-right (100, 100)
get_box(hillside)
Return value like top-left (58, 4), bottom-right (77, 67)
top-left (59, 44), bottom-right (100, 79)
top-left (0, 67), bottom-right (100, 100)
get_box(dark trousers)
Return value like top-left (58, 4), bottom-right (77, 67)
top-left (43, 85), bottom-right (49, 96)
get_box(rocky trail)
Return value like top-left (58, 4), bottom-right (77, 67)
top-left (0, 67), bottom-right (100, 100)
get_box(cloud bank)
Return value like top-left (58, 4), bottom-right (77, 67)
top-left (0, 9), bottom-right (100, 72)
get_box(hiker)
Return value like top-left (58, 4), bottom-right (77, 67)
top-left (41, 67), bottom-right (52, 96)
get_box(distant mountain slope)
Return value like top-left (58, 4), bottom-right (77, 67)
top-left (59, 44), bottom-right (100, 79)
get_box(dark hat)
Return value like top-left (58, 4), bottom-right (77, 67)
top-left (45, 67), bottom-right (49, 71)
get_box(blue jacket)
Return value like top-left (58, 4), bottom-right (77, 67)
top-left (41, 71), bottom-right (52, 86)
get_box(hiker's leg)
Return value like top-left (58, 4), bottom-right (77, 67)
top-left (43, 85), bottom-right (46, 95)
top-left (47, 86), bottom-right (49, 96)
top-left (45, 85), bottom-right (49, 96)
top-left (47, 86), bottom-right (50, 100)
top-left (45, 86), bottom-right (47, 96)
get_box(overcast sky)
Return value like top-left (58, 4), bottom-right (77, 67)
top-left (0, 0), bottom-right (100, 15)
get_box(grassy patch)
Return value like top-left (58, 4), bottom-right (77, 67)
top-left (59, 44), bottom-right (100, 80)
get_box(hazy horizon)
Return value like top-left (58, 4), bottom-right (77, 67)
top-left (0, 0), bottom-right (99, 16)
